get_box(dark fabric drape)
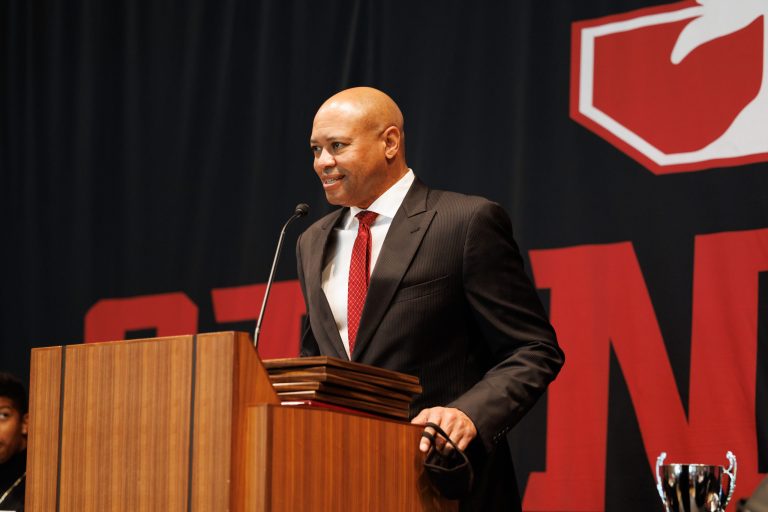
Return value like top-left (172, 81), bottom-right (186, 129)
top-left (2, 1), bottom-right (767, 510)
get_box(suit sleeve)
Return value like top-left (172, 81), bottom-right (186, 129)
top-left (449, 201), bottom-right (565, 452)
top-left (296, 232), bottom-right (320, 357)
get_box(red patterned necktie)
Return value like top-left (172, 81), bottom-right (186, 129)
top-left (347, 210), bottom-right (378, 355)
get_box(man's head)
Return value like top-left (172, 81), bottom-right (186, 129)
top-left (310, 87), bottom-right (409, 209)
top-left (0, 373), bottom-right (28, 464)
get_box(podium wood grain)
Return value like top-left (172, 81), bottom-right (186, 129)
top-left (26, 346), bottom-right (63, 512)
top-left (25, 331), bottom-right (279, 512)
top-left (26, 332), bottom-right (455, 511)
top-left (245, 404), bottom-right (457, 512)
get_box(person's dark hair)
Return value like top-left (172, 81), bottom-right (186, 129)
top-left (0, 372), bottom-right (28, 414)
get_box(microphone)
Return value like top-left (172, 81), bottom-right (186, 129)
top-left (253, 203), bottom-right (309, 349)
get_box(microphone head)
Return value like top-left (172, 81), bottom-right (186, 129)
top-left (294, 203), bottom-right (310, 217)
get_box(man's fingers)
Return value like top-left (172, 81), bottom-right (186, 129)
top-left (411, 408), bottom-right (430, 425)
top-left (456, 434), bottom-right (471, 452)
top-left (413, 406), bottom-right (477, 454)
top-left (414, 408), bottom-right (438, 453)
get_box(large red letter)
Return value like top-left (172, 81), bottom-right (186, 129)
top-left (211, 279), bottom-right (305, 359)
top-left (523, 229), bottom-right (768, 511)
top-left (84, 292), bottom-right (198, 342)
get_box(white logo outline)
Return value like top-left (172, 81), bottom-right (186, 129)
top-left (577, 1), bottom-right (768, 169)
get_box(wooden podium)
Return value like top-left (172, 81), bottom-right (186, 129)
top-left (25, 332), bottom-right (454, 511)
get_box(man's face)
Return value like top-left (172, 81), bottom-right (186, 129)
top-left (310, 105), bottom-right (390, 209)
top-left (0, 397), bottom-right (27, 464)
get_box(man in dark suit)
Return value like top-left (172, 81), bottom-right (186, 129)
top-left (298, 87), bottom-right (564, 510)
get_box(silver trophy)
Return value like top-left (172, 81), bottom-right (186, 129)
top-left (656, 451), bottom-right (737, 512)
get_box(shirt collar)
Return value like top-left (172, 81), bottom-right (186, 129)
top-left (345, 169), bottom-right (415, 228)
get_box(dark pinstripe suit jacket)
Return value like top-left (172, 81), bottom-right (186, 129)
top-left (296, 178), bottom-right (564, 509)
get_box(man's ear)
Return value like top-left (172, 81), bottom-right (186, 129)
top-left (382, 126), bottom-right (401, 159)
top-left (21, 412), bottom-right (28, 436)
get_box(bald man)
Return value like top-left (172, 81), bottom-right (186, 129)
top-left (297, 87), bottom-right (564, 510)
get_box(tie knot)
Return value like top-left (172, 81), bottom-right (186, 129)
top-left (356, 211), bottom-right (378, 228)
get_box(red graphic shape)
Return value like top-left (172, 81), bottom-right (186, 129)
top-left (211, 279), bottom-right (304, 359)
top-left (523, 229), bottom-right (768, 511)
top-left (593, 18), bottom-right (762, 153)
top-left (84, 292), bottom-right (198, 342)
top-left (571, 1), bottom-right (768, 174)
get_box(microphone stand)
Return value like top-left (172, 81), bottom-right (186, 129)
top-left (253, 204), bottom-right (309, 349)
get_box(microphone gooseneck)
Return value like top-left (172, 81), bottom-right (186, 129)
top-left (254, 203), bottom-right (310, 349)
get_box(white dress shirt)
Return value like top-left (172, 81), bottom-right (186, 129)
top-left (321, 169), bottom-right (416, 358)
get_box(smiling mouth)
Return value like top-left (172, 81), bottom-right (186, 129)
top-left (323, 176), bottom-right (343, 185)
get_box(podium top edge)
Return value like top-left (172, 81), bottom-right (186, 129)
top-left (33, 331), bottom-right (251, 350)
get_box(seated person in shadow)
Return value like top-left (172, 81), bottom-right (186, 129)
top-left (0, 373), bottom-right (28, 512)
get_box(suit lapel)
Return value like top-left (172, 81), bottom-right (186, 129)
top-left (307, 208), bottom-right (350, 360)
top-left (352, 179), bottom-right (435, 361)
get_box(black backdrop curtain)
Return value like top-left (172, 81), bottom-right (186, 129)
top-left (2, 1), bottom-right (767, 510)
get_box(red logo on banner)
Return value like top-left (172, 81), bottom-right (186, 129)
top-left (571, 0), bottom-right (768, 174)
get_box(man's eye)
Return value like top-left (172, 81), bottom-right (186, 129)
top-left (331, 142), bottom-right (345, 150)
top-left (310, 146), bottom-right (321, 154)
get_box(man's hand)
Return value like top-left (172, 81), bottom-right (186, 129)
top-left (411, 406), bottom-right (477, 453)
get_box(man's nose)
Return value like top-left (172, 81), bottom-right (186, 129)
top-left (316, 148), bottom-right (335, 169)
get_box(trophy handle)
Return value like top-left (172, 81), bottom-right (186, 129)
top-left (722, 451), bottom-right (737, 508)
top-left (656, 452), bottom-right (667, 503)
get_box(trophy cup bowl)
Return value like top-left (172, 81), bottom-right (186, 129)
top-left (656, 451), bottom-right (737, 512)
